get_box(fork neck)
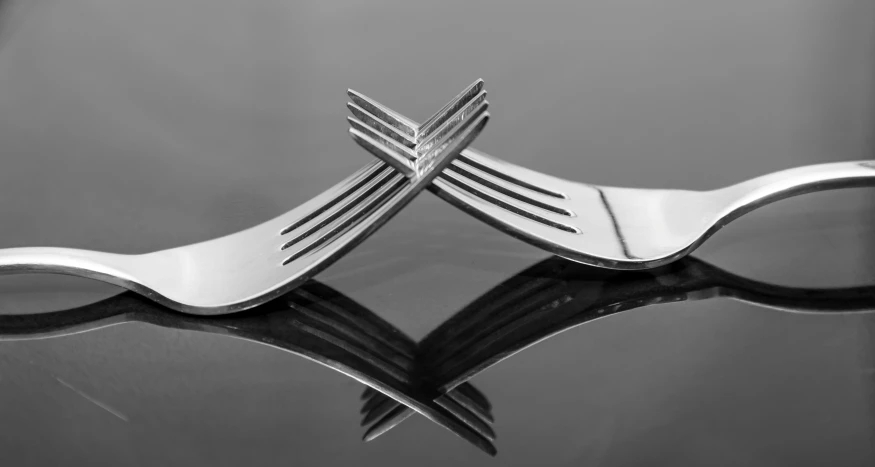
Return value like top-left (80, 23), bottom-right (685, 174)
top-left (711, 160), bottom-right (875, 225)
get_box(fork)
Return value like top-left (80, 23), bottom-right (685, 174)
top-left (361, 254), bottom-right (875, 439)
top-left (348, 92), bottom-right (875, 269)
top-left (0, 82), bottom-right (489, 315)
top-left (0, 280), bottom-right (498, 456)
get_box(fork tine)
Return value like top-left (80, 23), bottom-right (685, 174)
top-left (291, 284), bottom-right (418, 358)
top-left (454, 152), bottom-right (567, 199)
top-left (290, 310), bottom-right (413, 385)
top-left (348, 89), bottom-right (418, 141)
top-left (347, 103), bottom-right (417, 151)
top-left (429, 285), bottom-right (574, 383)
top-left (289, 303), bottom-right (491, 433)
top-left (293, 305), bottom-right (414, 372)
top-left (363, 405), bottom-right (415, 442)
top-left (446, 160), bottom-right (573, 216)
top-left (361, 396), bottom-right (398, 426)
top-left (349, 130), bottom-right (416, 178)
top-left (436, 395), bottom-right (496, 441)
top-left (281, 172), bottom-right (407, 266)
top-left (348, 83), bottom-right (574, 241)
top-left (361, 392), bottom-right (390, 416)
top-left (281, 166), bottom-right (397, 249)
top-left (428, 282), bottom-right (571, 367)
top-left (436, 170), bottom-right (580, 234)
top-left (293, 320), bottom-right (497, 454)
top-left (446, 388), bottom-right (493, 423)
top-left (415, 107), bottom-right (489, 178)
top-left (280, 163), bottom-right (388, 236)
top-left (361, 386), bottom-right (377, 400)
top-left (289, 315), bottom-right (496, 455)
top-left (416, 90), bottom-right (487, 157)
top-left (417, 79), bottom-right (484, 143)
top-left (418, 276), bottom-right (558, 356)
top-left (360, 380), bottom-right (494, 430)
top-left (348, 117), bottom-right (416, 161)
top-left (435, 297), bottom-right (579, 393)
top-left (454, 382), bottom-right (492, 413)
top-left (285, 319), bottom-right (496, 455)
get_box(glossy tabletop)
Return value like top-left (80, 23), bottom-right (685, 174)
top-left (1, 1), bottom-right (874, 465)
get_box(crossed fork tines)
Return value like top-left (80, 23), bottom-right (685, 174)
top-left (0, 280), bottom-right (499, 456)
top-left (354, 254), bottom-right (875, 440)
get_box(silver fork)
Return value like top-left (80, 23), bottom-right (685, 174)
top-left (348, 93), bottom-right (875, 270)
top-left (0, 82), bottom-right (489, 315)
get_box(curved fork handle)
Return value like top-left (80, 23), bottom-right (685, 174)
top-left (0, 247), bottom-right (140, 288)
top-left (714, 161), bottom-right (875, 223)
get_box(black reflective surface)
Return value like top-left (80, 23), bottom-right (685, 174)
top-left (1, 1), bottom-right (874, 465)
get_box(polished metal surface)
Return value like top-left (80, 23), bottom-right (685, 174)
top-left (350, 94), bottom-right (875, 269)
top-left (0, 84), bottom-right (489, 315)
top-left (2, 1), bottom-right (874, 466)
top-left (0, 282), bottom-right (497, 455)
top-left (355, 255), bottom-right (875, 440)
top-left (3, 255), bottom-right (873, 456)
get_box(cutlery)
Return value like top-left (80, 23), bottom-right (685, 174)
top-left (0, 82), bottom-right (489, 314)
top-left (348, 92), bottom-right (875, 269)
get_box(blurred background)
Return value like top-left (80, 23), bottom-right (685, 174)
top-left (0, 1), bottom-right (873, 465)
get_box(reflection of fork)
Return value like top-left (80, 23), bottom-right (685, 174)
top-left (360, 255), bottom-right (875, 440)
top-left (0, 281), bottom-right (496, 455)
top-left (348, 90), bottom-right (875, 269)
top-left (0, 82), bottom-right (489, 315)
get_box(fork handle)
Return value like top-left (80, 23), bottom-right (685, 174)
top-left (0, 247), bottom-right (139, 287)
top-left (714, 160), bottom-right (875, 222)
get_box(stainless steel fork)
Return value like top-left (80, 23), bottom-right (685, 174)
top-left (0, 82), bottom-right (490, 314)
top-left (348, 92), bottom-right (875, 270)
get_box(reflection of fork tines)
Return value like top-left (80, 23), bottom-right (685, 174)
top-left (0, 282), bottom-right (497, 456)
top-left (362, 255), bottom-right (875, 439)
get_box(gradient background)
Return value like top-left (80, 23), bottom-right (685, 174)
top-left (1, 0), bottom-right (874, 465)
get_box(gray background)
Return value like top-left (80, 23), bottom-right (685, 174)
top-left (0, 0), bottom-right (874, 465)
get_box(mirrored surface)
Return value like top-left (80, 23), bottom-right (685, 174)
top-left (1, 1), bottom-right (874, 465)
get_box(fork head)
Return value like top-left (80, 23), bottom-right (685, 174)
top-left (346, 89), bottom-right (806, 270)
top-left (107, 82), bottom-right (489, 314)
top-left (348, 79), bottom-right (489, 179)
